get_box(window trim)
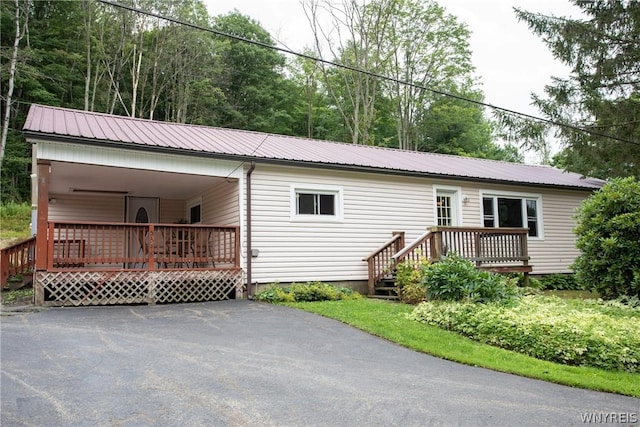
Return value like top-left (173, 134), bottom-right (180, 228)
top-left (479, 190), bottom-right (543, 239)
top-left (290, 185), bottom-right (343, 222)
top-left (433, 185), bottom-right (463, 226)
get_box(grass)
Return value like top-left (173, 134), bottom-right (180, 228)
top-left (0, 202), bottom-right (31, 246)
top-left (286, 298), bottom-right (640, 397)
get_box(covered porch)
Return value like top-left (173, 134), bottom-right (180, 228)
top-left (24, 143), bottom-right (246, 306)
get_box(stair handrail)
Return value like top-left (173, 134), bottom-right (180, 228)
top-left (1, 236), bottom-right (36, 287)
top-left (363, 232), bottom-right (405, 295)
top-left (391, 230), bottom-right (436, 267)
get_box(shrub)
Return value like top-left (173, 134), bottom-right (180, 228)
top-left (538, 273), bottom-right (581, 291)
top-left (395, 259), bottom-right (428, 304)
top-left (422, 253), bottom-right (517, 303)
top-left (254, 282), bottom-right (361, 303)
top-left (573, 177), bottom-right (640, 299)
top-left (408, 295), bottom-right (640, 372)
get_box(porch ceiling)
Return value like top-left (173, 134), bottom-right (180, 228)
top-left (49, 161), bottom-right (226, 199)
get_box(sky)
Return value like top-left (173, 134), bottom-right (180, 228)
top-left (203, 0), bottom-right (583, 157)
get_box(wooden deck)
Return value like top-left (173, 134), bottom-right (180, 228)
top-left (1, 221), bottom-right (244, 306)
top-left (364, 226), bottom-right (532, 297)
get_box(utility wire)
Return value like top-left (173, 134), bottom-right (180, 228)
top-left (98, 0), bottom-right (640, 147)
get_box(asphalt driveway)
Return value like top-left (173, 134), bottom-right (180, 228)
top-left (1, 300), bottom-right (638, 426)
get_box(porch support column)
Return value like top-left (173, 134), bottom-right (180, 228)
top-left (34, 160), bottom-right (50, 305)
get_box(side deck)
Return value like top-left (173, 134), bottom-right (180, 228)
top-left (364, 226), bottom-right (532, 297)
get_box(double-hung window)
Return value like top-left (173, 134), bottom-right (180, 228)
top-left (482, 193), bottom-right (541, 238)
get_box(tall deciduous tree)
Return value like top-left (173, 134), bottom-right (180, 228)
top-left (500, 1), bottom-right (640, 179)
top-left (303, 0), bottom-right (395, 145)
top-left (384, 0), bottom-right (475, 151)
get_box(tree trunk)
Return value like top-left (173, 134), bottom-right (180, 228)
top-left (1, 0), bottom-right (26, 167)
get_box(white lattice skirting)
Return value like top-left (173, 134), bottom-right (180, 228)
top-left (35, 270), bottom-right (245, 306)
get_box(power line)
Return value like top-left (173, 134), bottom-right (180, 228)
top-left (98, 0), bottom-right (640, 148)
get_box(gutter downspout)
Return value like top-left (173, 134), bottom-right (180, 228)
top-left (246, 161), bottom-right (256, 298)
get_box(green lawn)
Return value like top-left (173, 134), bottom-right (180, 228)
top-left (286, 298), bottom-right (640, 397)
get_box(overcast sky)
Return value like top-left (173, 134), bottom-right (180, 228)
top-left (203, 0), bottom-right (583, 155)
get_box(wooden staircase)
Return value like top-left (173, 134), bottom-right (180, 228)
top-left (363, 227), bottom-right (532, 300)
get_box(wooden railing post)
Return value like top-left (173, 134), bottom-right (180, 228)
top-left (1, 248), bottom-right (9, 288)
top-left (431, 227), bottom-right (443, 260)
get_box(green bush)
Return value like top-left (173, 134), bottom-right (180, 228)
top-left (254, 282), bottom-right (361, 303)
top-left (538, 273), bottom-right (581, 290)
top-left (395, 260), bottom-right (427, 304)
top-left (573, 177), bottom-right (640, 299)
top-left (408, 295), bottom-right (640, 372)
top-left (422, 253), bottom-right (517, 303)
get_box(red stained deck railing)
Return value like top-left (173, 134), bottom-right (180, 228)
top-left (366, 226), bottom-right (531, 295)
top-left (45, 221), bottom-right (240, 271)
top-left (1, 236), bottom-right (36, 287)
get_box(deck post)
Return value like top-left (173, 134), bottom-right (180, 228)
top-left (33, 160), bottom-right (51, 306)
top-left (431, 227), bottom-right (443, 260)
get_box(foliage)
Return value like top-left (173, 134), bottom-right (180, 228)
top-left (418, 93), bottom-right (522, 162)
top-left (1, 287), bottom-right (33, 304)
top-left (395, 259), bottom-right (427, 304)
top-left (422, 253), bottom-right (518, 303)
top-left (573, 177), bottom-right (640, 299)
top-left (499, 2), bottom-right (640, 178)
top-left (0, 202), bottom-right (31, 242)
top-left (254, 282), bottom-right (361, 303)
top-left (409, 295), bottom-right (640, 372)
top-left (538, 273), bottom-right (581, 291)
top-left (290, 298), bottom-right (640, 397)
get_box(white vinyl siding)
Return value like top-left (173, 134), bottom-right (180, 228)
top-left (247, 165), bottom-right (435, 284)
top-left (48, 194), bottom-right (124, 222)
top-left (202, 179), bottom-right (240, 226)
top-left (245, 166), bottom-right (593, 283)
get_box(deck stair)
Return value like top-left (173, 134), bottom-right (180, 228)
top-left (371, 273), bottom-right (399, 300)
top-left (364, 227), bottom-right (532, 300)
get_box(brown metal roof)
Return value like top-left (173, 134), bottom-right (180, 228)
top-left (23, 104), bottom-right (605, 190)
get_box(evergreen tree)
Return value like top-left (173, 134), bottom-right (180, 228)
top-left (500, 1), bottom-right (640, 178)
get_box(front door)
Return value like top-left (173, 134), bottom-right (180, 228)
top-left (127, 196), bottom-right (159, 224)
top-left (126, 197), bottom-right (159, 265)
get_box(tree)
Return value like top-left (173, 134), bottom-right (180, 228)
top-left (384, 0), bottom-right (475, 151)
top-left (303, 0), bottom-right (395, 145)
top-left (499, 1), bottom-right (640, 178)
top-left (573, 177), bottom-right (640, 299)
top-left (210, 12), bottom-right (293, 133)
top-left (0, 0), bottom-right (27, 168)
top-left (417, 93), bottom-right (522, 162)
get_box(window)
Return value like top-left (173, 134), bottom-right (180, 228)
top-left (482, 193), bottom-right (541, 237)
top-left (436, 195), bottom-right (452, 226)
top-left (187, 197), bottom-right (202, 224)
top-left (291, 186), bottom-right (343, 221)
top-left (297, 193), bottom-right (335, 215)
top-left (435, 187), bottom-right (461, 226)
